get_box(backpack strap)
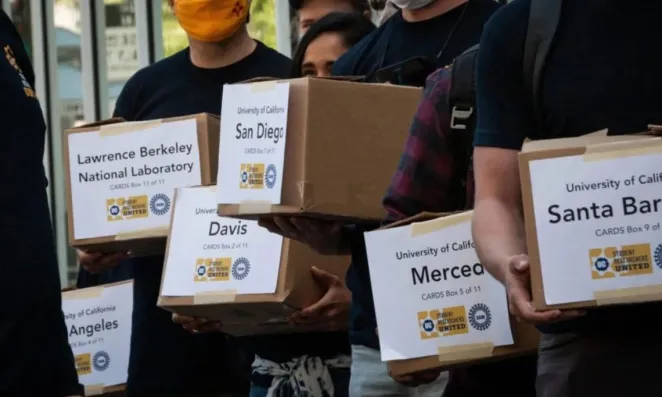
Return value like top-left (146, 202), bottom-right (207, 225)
top-left (449, 44), bottom-right (479, 132)
top-left (449, 44), bottom-right (480, 209)
top-left (523, 0), bottom-right (563, 131)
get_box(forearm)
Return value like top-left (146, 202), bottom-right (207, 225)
top-left (472, 197), bottom-right (527, 283)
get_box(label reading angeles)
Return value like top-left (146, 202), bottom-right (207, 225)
top-left (68, 119), bottom-right (201, 240)
top-left (162, 186), bottom-right (283, 297)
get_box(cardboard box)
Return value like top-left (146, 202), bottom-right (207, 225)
top-left (364, 212), bottom-right (539, 376)
top-left (520, 131), bottom-right (662, 309)
top-left (64, 114), bottom-right (219, 255)
top-left (215, 77), bottom-right (422, 222)
top-left (158, 186), bottom-right (350, 336)
top-left (62, 281), bottom-right (133, 396)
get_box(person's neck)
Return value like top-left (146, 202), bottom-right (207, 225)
top-left (188, 27), bottom-right (257, 69)
top-left (402, 0), bottom-right (468, 22)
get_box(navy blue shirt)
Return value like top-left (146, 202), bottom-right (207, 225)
top-left (332, 0), bottom-right (501, 349)
top-left (0, 10), bottom-right (82, 397)
top-left (474, 0), bottom-right (662, 333)
top-left (113, 42), bottom-right (348, 395)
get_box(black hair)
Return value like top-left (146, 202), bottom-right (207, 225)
top-left (291, 12), bottom-right (376, 77)
top-left (289, 0), bottom-right (371, 14)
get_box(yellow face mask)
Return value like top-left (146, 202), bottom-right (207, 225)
top-left (173, 0), bottom-right (250, 43)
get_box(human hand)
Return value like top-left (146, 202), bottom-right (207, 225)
top-left (77, 250), bottom-right (128, 274)
top-left (171, 313), bottom-right (223, 333)
top-left (289, 266), bottom-right (351, 331)
top-left (505, 254), bottom-right (585, 324)
top-left (391, 368), bottom-right (443, 387)
top-left (258, 216), bottom-right (350, 255)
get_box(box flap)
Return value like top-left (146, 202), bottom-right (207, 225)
top-left (379, 212), bottom-right (457, 230)
top-left (68, 117), bottom-right (126, 131)
top-left (521, 129), bottom-right (654, 153)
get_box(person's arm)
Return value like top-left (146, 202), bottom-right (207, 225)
top-left (382, 67), bottom-right (457, 222)
top-left (471, 8), bottom-right (532, 282)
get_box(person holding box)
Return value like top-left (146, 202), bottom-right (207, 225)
top-left (77, 1), bottom-right (290, 396)
top-left (472, 0), bottom-right (662, 396)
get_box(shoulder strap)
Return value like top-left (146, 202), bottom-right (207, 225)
top-left (523, 0), bottom-right (563, 130)
top-left (449, 44), bottom-right (479, 132)
top-left (449, 44), bottom-right (480, 209)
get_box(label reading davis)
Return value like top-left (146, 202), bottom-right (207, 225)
top-left (63, 282), bottom-right (133, 387)
top-left (68, 119), bottom-right (201, 240)
top-left (162, 186), bottom-right (283, 296)
top-left (364, 218), bottom-right (513, 362)
top-left (529, 153), bottom-right (662, 305)
top-left (216, 82), bottom-right (290, 205)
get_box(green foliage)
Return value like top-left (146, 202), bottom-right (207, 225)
top-left (162, 0), bottom-right (277, 57)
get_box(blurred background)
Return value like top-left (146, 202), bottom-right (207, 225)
top-left (3, 0), bottom-right (288, 286)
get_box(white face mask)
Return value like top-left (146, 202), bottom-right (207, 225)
top-left (389, 0), bottom-right (436, 10)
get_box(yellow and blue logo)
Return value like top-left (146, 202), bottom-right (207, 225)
top-left (590, 244), bottom-right (652, 279)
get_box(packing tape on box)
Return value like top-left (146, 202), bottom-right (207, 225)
top-left (437, 342), bottom-right (494, 362)
top-left (411, 211), bottom-right (473, 237)
top-left (99, 119), bottom-right (162, 137)
top-left (114, 226), bottom-right (170, 241)
top-left (238, 200), bottom-right (274, 214)
top-left (583, 137), bottom-right (662, 162)
top-left (63, 286), bottom-right (104, 300)
top-left (193, 289), bottom-right (239, 304)
top-left (250, 80), bottom-right (277, 92)
top-left (594, 285), bottom-right (662, 306)
top-left (84, 384), bottom-right (105, 396)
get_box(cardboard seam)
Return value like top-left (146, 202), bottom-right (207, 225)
top-left (84, 383), bottom-right (106, 396)
top-left (114, 226), bottom-right (170, 241)
top-left (63, 286), bottom-right (104, 300)
top-left (99, 119), bottom-right (162, 136)
top-left (238, 200), bottom-right (274, 214)
top-left (193, 290), bottom-right (238, 304)
top-left (437, 342), bottom-right (494, 363)
top-left (594, 285), bottom-right (662, 305)
top-left (410, 211), bottom-right (473, 237)
top-left (583, 137), bottom-right (662, 162)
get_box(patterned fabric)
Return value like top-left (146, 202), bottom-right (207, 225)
top-left (382, 66), bottom-right (474, 222)
top-left (252, 354), bottom-right (352, 397)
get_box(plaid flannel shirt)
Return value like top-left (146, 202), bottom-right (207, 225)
top-left (382, 66), bottom-right (474, 222)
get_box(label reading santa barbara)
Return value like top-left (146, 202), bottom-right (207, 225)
top-left (68, 119), bottom-right (201, 240)
top-left (217, 82), bottom-right (290, 205)
top-left (162, 186), bottom-right (283, 296)
top-left (364, 213), bottom-right (513, 362)
top-left (529, 152), bottom-right (662, 305)
top-left (63, 281), bottom-right (133, 388)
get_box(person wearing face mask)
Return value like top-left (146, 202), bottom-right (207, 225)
top-left (76, 1), bottom-right (291, 396)
top-left (256, 0), bottom-right (502, 396)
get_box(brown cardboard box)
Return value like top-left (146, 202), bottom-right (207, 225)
top-left (363, 212), bottom-right (539, 376)
top-left (64, 114), bottom-right (219, 255)
top-left (157, 186), bottom-right (349, 337)
top-left (215, 77), bottom-right (422, 222)
top-left (519, 130), bottom-right (662, 310)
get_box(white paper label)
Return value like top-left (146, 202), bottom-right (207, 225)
top-left (63, 282), bottom-right (133, 388)
top-left (162, 186), bottom-right (284, 296)
top-left (68, 119), bottom-right (201, 240)
top-left (216, 82), bottom-right (290, 205)
top-left (364, 216), bottom-right (513, 362)
top-left (529, 152), bottom-right (662, 305)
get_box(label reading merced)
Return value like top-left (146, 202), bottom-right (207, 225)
top-left (364, 216), bottom-right (513, 362)
top-left (529, 152), bottom-right (662, 305)
top-left (216, 82), bottom-right (290, 205)
top-left (68, 119), bottom-right (201, 240)
top-left (63, 282), bottom-right (133, 388)
top-left (162, 186), bottom-right (284, 296)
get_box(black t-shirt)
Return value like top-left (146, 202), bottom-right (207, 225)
top-left (0, 11), bottom-right (82, 397)
top-left (332, 0), bottom-right (500, 81)
top-left (475, 0), bottom-right (662, 333)
top-left (332, 0), bottom-right (501, 349)
top-left (115, 42), bottom-right (349, 395)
